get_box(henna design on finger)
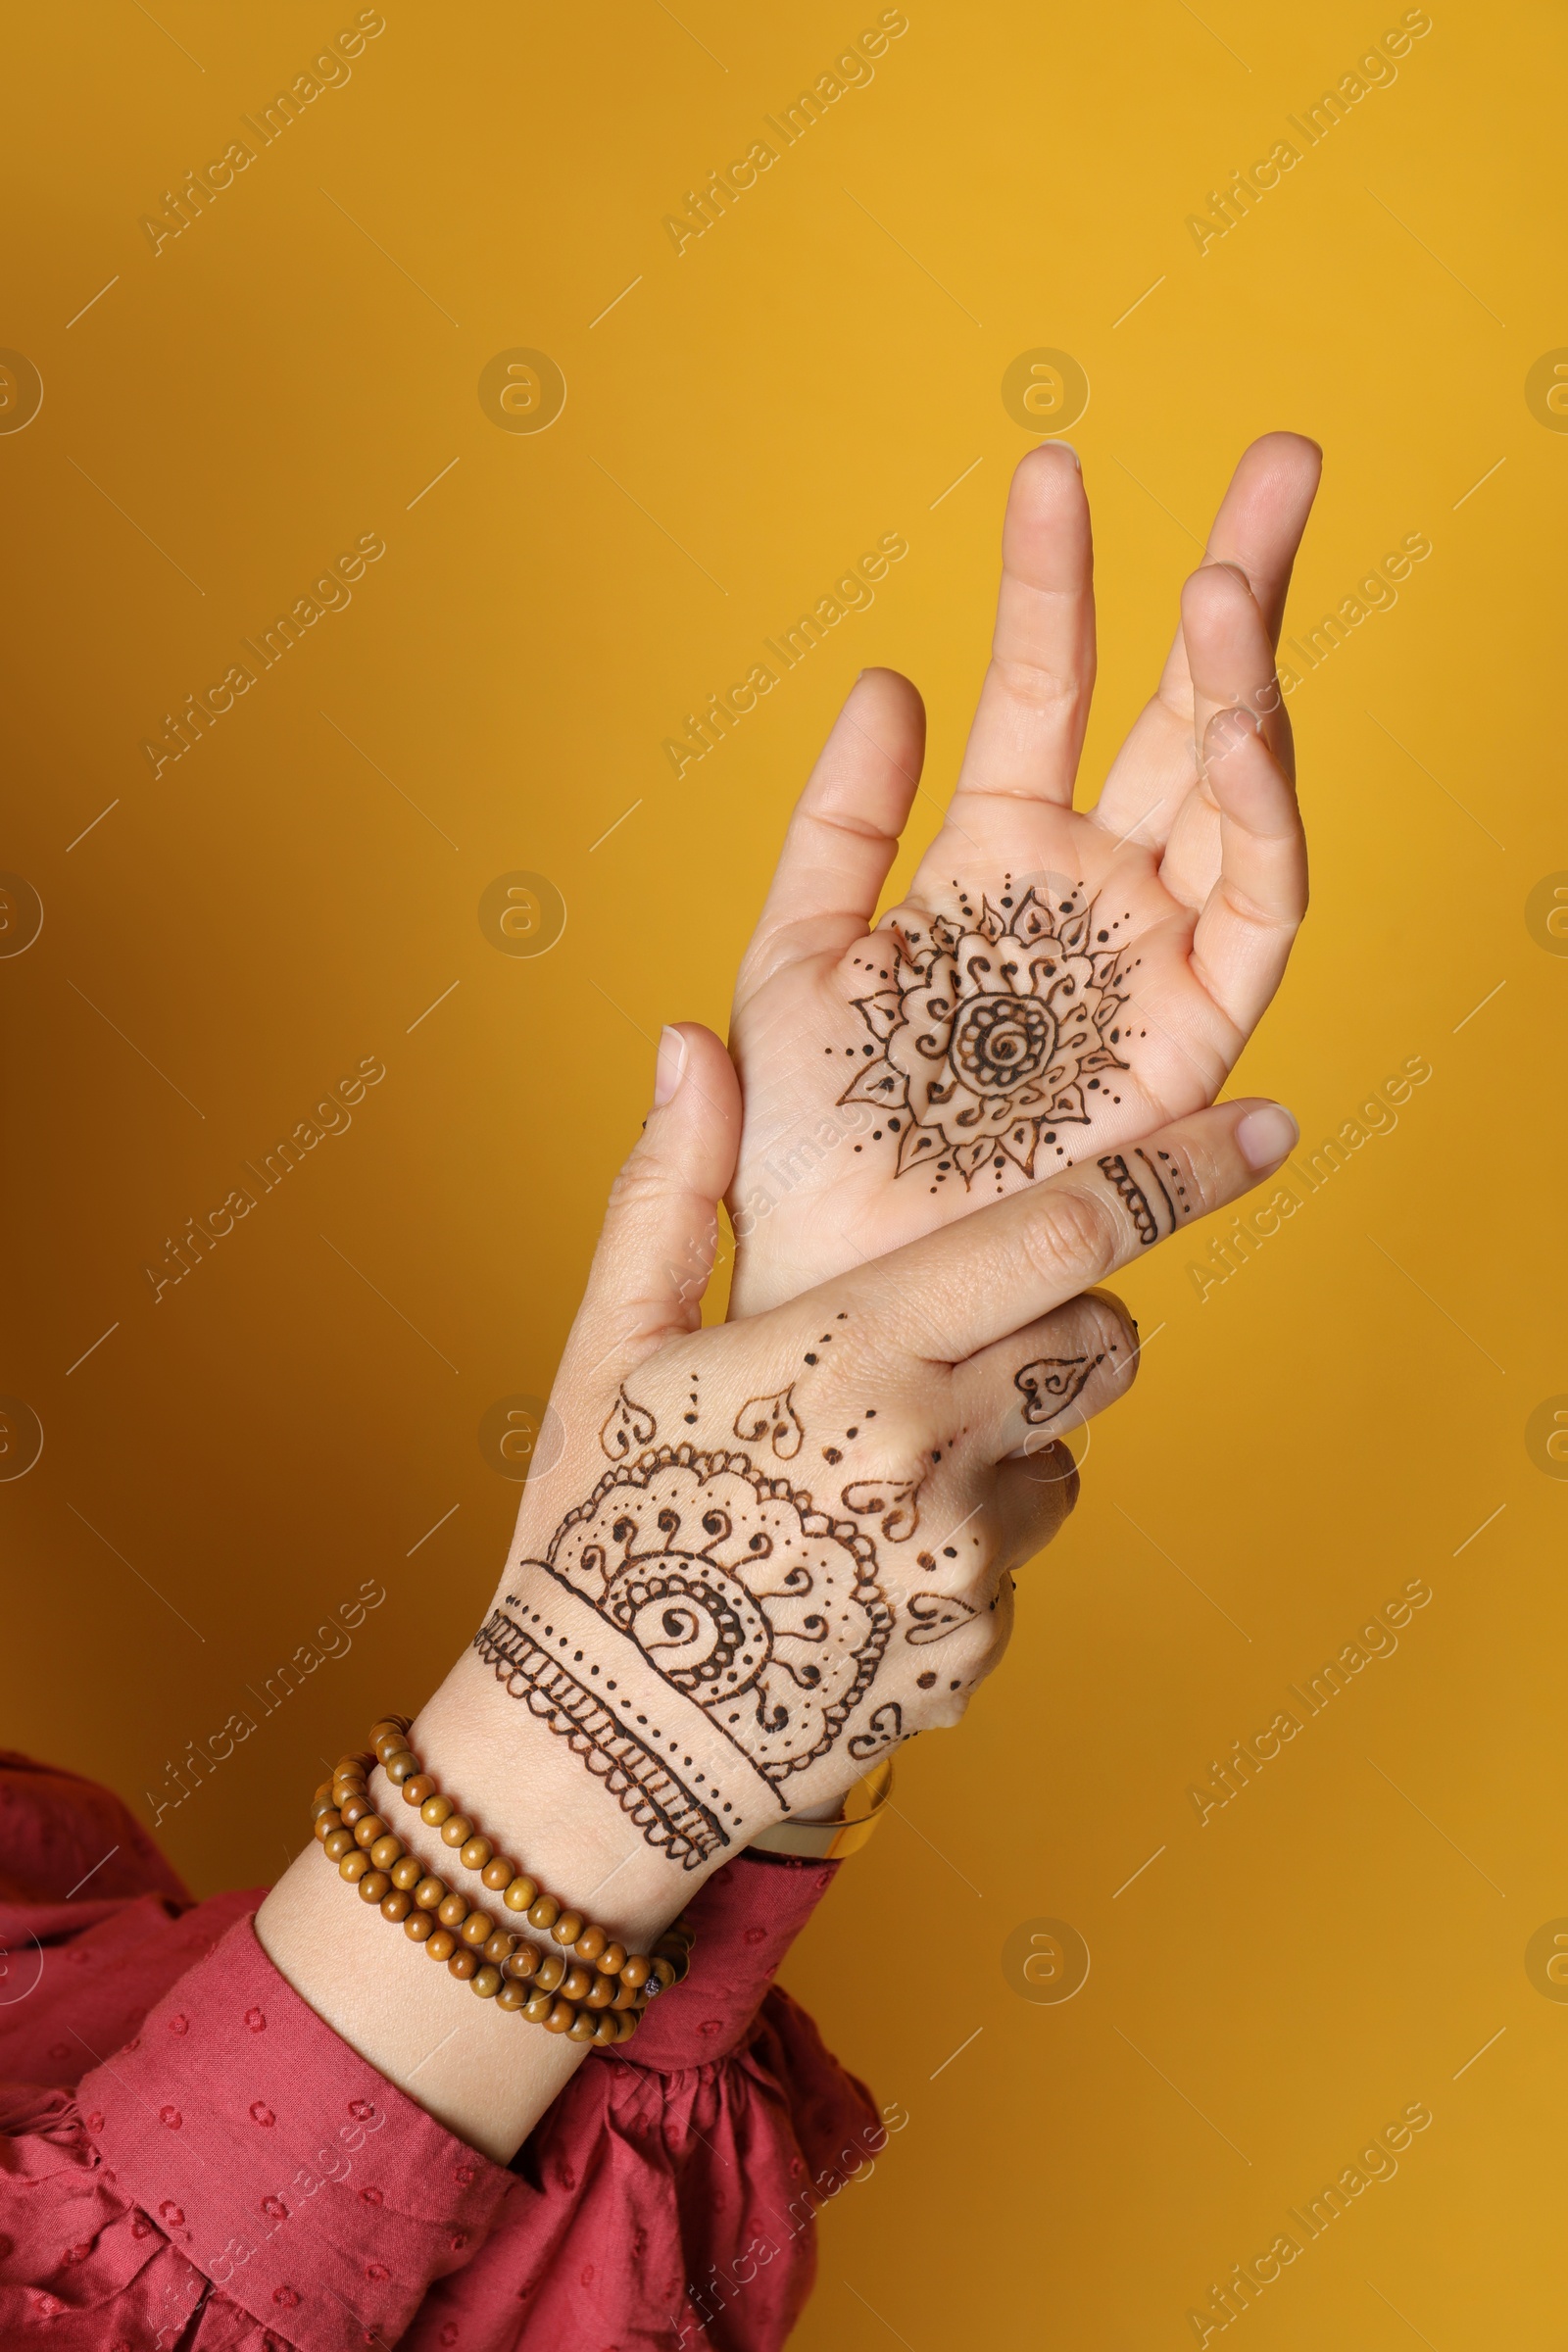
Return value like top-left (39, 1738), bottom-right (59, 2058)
top-left (838, 882), bottom-right (1131, 1194)
top-left (848, 1702), bottom-right (902, 1761)
top-left (732, 1386), bottom-right (804, 1459)
top-left (905, 1591), bottom-right (980, 1645)
top-left (601, 1386), bottom-right (658, 1461)
top-left (1014, 1354), bottom-right (1102, 1425)
top-left (1097, 1146), bottom-right (1192, 1246)
top-left (841, 1476), bottom-right (922, 1542)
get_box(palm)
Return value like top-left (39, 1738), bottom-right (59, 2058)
top-left (728, 435), bottom-right (1321, 1316)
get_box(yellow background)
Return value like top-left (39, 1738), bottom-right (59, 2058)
top-left (3, 2), bottom-right (1564, 2341)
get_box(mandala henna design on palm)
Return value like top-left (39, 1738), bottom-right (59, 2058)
top-left (837, 882), bottom-right (1135, 1195)
top-left (1014, 1354), bottom-right (1103, 1426)
top-left (475, 1443), bottom-right (893, 1867)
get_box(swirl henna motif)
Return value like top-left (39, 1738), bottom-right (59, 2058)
top-left (600, 1385), bottom-right (657, 1461)
top-left (848, 1701), bottom-right (902, 1761)
top-left (905, 1592), bottom-right (980, 1646)
top-left (838, 883), bottom-right (1132, 1193)
top-left (1014, 1355), bottom-right (1102, 1426)
top-left (732, 1387), bottom-right (804, 1459)
top-left (841, 1476), bottom-right (922, 1543)
top-left (475, 1444), bottom-right (893, 1866)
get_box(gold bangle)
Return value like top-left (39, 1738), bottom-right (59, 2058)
top-left (747, 1758), bottom-right (893, 1860)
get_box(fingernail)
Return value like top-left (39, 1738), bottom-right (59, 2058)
top-left (1048, 441), bottom-right (1081, 469)
top-left (654, 1026), bottom-right (687, 1107)
top-left (1237, 1102), bottom-right (1298, 1169)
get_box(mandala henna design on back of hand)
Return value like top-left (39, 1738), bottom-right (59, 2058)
top-left (1014, 1354), bottom-right (1103, 1426)
top-left (1097, 1145), bottom-right (1192, 1246)
top-left (841, 1476), bottom-right (922, 1543)
top-left (837, 883), bottom-right (1133, 1194)
top-left (476, 1443), bottom-right (893, 1865)
top-left (600, 1385), bottom-right (657, 1461)
top-left (732, 1387), bottom-right (804, 1459)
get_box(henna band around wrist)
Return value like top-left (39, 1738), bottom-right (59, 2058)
top-left (311, 1717), bottom-right (694, 2046)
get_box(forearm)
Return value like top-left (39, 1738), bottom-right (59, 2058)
top-left (256, 1583), bottom-right (773, 2164)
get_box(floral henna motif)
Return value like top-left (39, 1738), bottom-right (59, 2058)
top-left (514, 1445), bottom-right (893, 1803)
top-left (837, 883), bottom-right (1132, 1191)
top-left (1014, 1354), bottom-right (1102, 1426)
top-left (732, 1387), bottom-right (804, 1458)
top-left (600, 1385), bottom-right (657, 1461)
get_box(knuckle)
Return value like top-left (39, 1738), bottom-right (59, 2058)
top-left (1018, 1186), bottom-right (1119, 1294)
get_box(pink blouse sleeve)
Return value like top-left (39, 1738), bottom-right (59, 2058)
top-left (0, 1755), bottom-right (880, 2349)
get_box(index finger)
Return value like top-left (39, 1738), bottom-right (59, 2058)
top-left (838, 1098), bottom-right (1298, 1362)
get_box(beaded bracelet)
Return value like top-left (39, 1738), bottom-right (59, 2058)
top-left (310, 1717), bottom-right (694, 2047)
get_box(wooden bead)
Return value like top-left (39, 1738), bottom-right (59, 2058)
top-left (358, 1870), bottom-right (390, 1904)
top-left (650, 1955), bottom-right (677, 1989)
top-left (352, 1814), bottom-right (387, 1850)
top-left (584, 1976), bottom-right (615, 2010)
top-left (339, 1792), bottom-right (373, 1827)
top-left (560, 1964), bottom-right (593, 2003)
top-left (368, 1834), bottom-right (403, 1870)
top-left (335, 1756), bottom-right (368, 1782)
top-left (526, 1894), bottom-right (561, 1933)
top-left (619, 1954), bottom-right (651, 1988)
top-left (384, 1750), bottom-right (419, 1784)
top-left (483, 1931), bottom-right (516, 1966)
top-left (437, 1892), bottom-right (469, 1930)
top-left (460, 1835), bottom-right (493, 1871)
top-left (503, 1876), bottom-right (539, 1913)
top-left (543, 1999), bottom-right (575, 2034)
top-left (313, 1779), bottom-right (334, 1807)
top-left (404, 1910), bottom-right (434, 1943)
top-left (380, 1889), bottom-right (413, 1922)
top-left (311, 1793), bottom-right (337, 1823)
top-left (566, 2010), bottom-right (598, 2043)
top-left (425, 1928), bottom-right (458, 1962)
top-left (613, 2009), bottom-right (639, 2043)
top-left (348, 1750), bottom-right (377, 1775)
top-left (369, 1715), bottom-right (410, 1742)
top-left (504, 1944), bottom-right (540, 1982)
top-left (314, 1810), bottom-right (343, 1843)
top-left (322, 1829), bottom-right (355, 1862)
top-left (340, 1850), bottom-right (371, 1883)
top-left (459, 1910), bottom-right (493, 1949)
top-left (439, 1815), bottom-right (472, 1848)
top-left (447, 1947), bottom-right (479, 1982)
top-left (534, 1952), bottom-right (565, 1993)
top-left (551, 1910), bottom-right (585, 1947)
top-left (612, 1977), bottom-right (641, 2010)
top-left (390, 1855), bottom-right (422, 1891)
top-left (419, 1794), bottom-right (454, 1827)
top-left (472, 1964), bottom-right (503, 1999)
top-left (523, 1990), bottom-right (554, 2024)
top-left (496, 1981), bottom-right (527, 2012)
top-left (599, 1941), bottom-right (627, 1977)
top-left (480, 1857), bottom-right (514, 1892)
top-left (573, 1924), bottom-right (607, 1965)
top-left (402, 1775), bottom-right (435, 1807)
top-left (413, 1876), bottom-right (446, 1911)
top-left (594, 2013), bottom-right (619, 2046)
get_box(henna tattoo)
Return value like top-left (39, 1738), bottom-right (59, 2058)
top-left (848, 1701), bottom-right (902, 1761)
top-left (841, 1476), bottom-right (922, 1542)
top-left (473, 1604), bottom-right (727, 1868)
top-left (732, 1386), bottom-right (804, 1459)
top-left (478, 1444), bottom-right (894, 1857)
top-left (1014, 1354), bottom-right (1102, 1425)
top-left (838, 882), bottom-right (1132, 1194)
top-left (600, 1385), bottom-right (657, 1461)
top-left (1097, 1146), bottom-right (1192, 1247)
top-left (905, 1591), bottom-right (980, 1645)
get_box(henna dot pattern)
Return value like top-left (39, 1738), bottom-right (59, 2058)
top-left (840, 885), bottom-right (1128, 1186)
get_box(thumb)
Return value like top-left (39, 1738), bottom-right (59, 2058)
top-left (574, 1022), bottom-right (741, 1367)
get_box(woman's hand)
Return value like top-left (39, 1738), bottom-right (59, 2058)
top-left (258, 1025), bottom-right (1297, 2158)
top-left (727, 433), bottom-right (1321, 1314)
